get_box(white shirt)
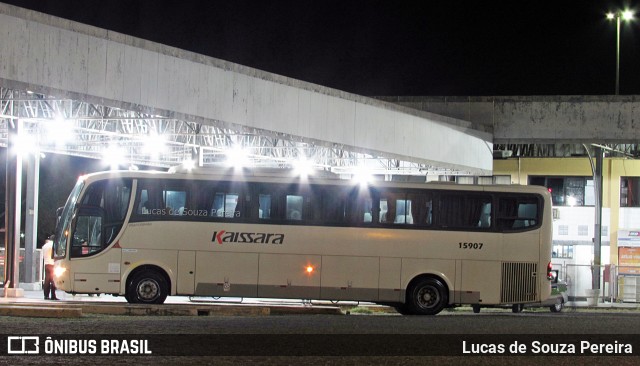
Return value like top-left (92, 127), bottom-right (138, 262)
top-left (42, 240), bottom-right (54, 265)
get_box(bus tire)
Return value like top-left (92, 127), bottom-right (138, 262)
top-left (126, 270), bottom-right (168, 304)
top-left (406, 277), bottom-right (448, 315)
top-left (472, 304), bottom-right (481, 313)
top-left (393, 303), bottom-right (410, 315)
top-left (512, 303), bottom-right (524, 313)
top-left (550, 301), bottom-right (564, 313)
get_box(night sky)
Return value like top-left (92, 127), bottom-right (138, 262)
top-left (2, 0), bottom-right (639, 96)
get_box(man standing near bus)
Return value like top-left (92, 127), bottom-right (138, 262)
top-left (42, 235), bottom-right (58, 300)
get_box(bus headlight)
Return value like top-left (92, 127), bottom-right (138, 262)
top-left (54, 266), bottom-right (67, 278)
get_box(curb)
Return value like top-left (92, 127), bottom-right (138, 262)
top-left (0, 305), bottom-right (83, 318)
top-left (0, 302), bottom-right (344, 317)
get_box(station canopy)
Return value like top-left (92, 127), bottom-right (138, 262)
top-left (0, 87), bottom-right (479, 179)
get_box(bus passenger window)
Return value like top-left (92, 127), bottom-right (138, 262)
top-left (137, 190), bottom-right (150, 214)
top-left (498, 197), bottom-right (538, 230)
top-left (286, 195), bottom-right (303, 220)
top-left (259, 194), bottom-right (271, 219)
top-left (440, 194), bottom-right (492, 229)
top-left (212, 193), bottom-right (239, 218)
top-left (394, 199), bottom-right (414, 224)
top-left (379, 199), bottom-right (389, 223)
top-left (320, 187), bottom-right (348, 224)
top-left (478, 202), bottom-right (492, 228)
top-left (363, 199), bottom-right (373, 223)
top-left (164, 190), bottom-right (186, 216)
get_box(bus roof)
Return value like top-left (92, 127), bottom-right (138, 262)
top-left (79, 168), bottom-right (550, 196)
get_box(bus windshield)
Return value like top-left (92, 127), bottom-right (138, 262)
top-left (53, 179), bottom-right (85, 259)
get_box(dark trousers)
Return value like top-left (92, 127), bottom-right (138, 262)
top-left (43, 264), bottom-right (57, 299)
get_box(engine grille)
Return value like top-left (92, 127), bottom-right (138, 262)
top-left (501, 262), bottom-right (537, 303)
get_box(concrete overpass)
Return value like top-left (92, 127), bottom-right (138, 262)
top-left (379, 95), bottom-right (640, 148)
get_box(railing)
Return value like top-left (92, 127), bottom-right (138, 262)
top-left (554, 263), bottom-right (640, 303)
top-left (0, 248), bottom-right (44, 286)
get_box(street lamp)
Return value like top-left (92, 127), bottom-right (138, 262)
top-left (606, 9), bottom-right (634, 95)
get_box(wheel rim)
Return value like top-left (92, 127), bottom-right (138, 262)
top-left (136, 278), bottom-right (160, 302)
top-left (416, 285), bottom-right (439, 309)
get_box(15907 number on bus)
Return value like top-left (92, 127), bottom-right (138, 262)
top-left (459, 242), bottom-right (483, 249)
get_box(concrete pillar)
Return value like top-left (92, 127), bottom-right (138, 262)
top-left (2, 118), bottom-right (24, 297)
top-left (22, 152), bottom-right (40, 289)
top-left (593, 147), bottom-right (603, 290)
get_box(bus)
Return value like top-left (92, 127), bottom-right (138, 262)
top-left (52, 167), bottom-right (554, 315)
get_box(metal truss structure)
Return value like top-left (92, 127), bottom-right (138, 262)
top-left (493, 143), bottom-right (640, 159)
top-left (0, 87), bottom-right (468, 178)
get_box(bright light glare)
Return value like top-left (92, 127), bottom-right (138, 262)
top-left (566, 195), bottom-right (577, 207)
top-left (306, 266), bottom-right (314, 274)
top-left (182, 159), bottom-right (196, 171)
top-left (102, 144), bottom-right (126, 170)
top-left (53, 266), bottom-right (66, 278)
top-left (293, 156), bottom-right (314, 177)
top-left (13, 132), bottom-right (38, 156)
top-left (352, 168), bottom-right (374, 186)
top-left (143, 132), bottom-right (167, 157)
top-left (47, 118), bottom-right (75, 147)
top-left (226, 145), bottom-right (249, 167)
top-left (608, 10), bottom-right (635, 21)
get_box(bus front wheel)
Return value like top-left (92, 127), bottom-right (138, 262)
top-left (406, 277), bottom-right (448, 315)
top-left (126, 270), bottom-right (168, 304)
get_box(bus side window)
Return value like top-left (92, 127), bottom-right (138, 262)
top-left (164, 189), bottom-right (187, 216)
top-left (379, 192), bottom-right (415, 225)
top-left (498, 197), bottom-right (538, 230)
top-left (353, 187), bottom-right (373, 224)
top-left (212, 192), bottom-right (240, 218)
top-left (440, 194), bottom-right (491, 229)
top-left (408, 193), bottom-right (433, 226)
top-left (135, 181), bottom-right (163, 216)
top-left (379, 198), bottom-right (390, 223)
top-left (259, 194), bottom-right (271, 219)
top-left (286, 195), bottom-right (303, 220)
top-left (478, 202), bottom-right (492, 228)
top-left (137, 190), bottom-right (149, 215)
top-left (319, 186), bottom-right (347, 224)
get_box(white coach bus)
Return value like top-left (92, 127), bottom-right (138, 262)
top-left (52, 168), bottom-right (553, 315)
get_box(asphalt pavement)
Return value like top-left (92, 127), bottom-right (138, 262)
top-left (0, 288), bottom-right (638, 318)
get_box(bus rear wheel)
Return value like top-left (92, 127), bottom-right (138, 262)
top-left (512, 303), bottom-right (524, 313)
top-left (406, 277), bottom-right (448, 315)
top-left (126, 270), bottom-right (168, 304)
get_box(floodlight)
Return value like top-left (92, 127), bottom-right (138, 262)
top-left (13, 131), bottom-right (37, 156)
top-left (352, 168), bottom-right (373, 186)
top-left (102, 144), bottom-right (126, 170)
top-left (293, 156), bottom-right (314, 177)
top-left (47, 117), bottom-right (75, 147)
top-left (226, 145), bottom-right (249, 167)
top-left (142, 132), bottom-right (167, 157)
top-left (182, 159), bottom-right (196, 171)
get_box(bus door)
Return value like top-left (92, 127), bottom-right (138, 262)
top-left (69, 206), bottom-right (122, 294)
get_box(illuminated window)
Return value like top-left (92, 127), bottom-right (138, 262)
top-left (529, 176), bottom-right (594, 206)
top-left (621, 177), bottom-right (640, 207)
top-left (553, 244), bottom-right (573, 259)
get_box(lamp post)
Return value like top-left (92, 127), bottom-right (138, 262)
top-left (607, 10), bottom-right (634, 95)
